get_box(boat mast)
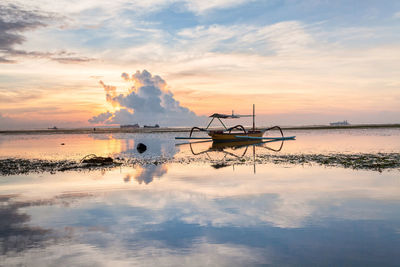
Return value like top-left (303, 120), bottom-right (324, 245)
top-left (252, 104), bottom-right (255, 131)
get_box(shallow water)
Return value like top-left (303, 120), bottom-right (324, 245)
top-left (1, 128), bottom-right (400, 160)
top-left (1, 129), bottom-right (400, 266)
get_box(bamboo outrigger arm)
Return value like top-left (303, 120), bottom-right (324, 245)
top-left (227, 125), bottom-right (247, 134)
top-left (263, 125), bottom-right (284, 138)
top-left (189, 126), bottom-right (207, 138)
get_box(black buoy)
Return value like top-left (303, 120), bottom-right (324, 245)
top-left (137, 143), bottom-right (147, 153)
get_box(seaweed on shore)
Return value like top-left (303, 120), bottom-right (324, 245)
top-left (256, 153), bottom-right (400, 172)
top-left (0, 153), bottom-right (399, 176)
top-left (0, 158), bottom-right (122, 176)
top-left (0, 159), bottom-right (74, 175)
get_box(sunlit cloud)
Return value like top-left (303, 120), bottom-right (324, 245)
top-left (89, 70), bottom-right (206, 126)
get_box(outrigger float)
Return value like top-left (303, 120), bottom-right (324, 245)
top-left (175, 105), bottom-right (295, 142)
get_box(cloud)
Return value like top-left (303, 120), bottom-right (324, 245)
top-left (0, 3), bottom-right (48, 62)
top-left (6, 0), bottom-right (253, 16)
top-left (105, 21), bottom-right (315, 66)
top-left (50, 56), bottom-right (95, 64)
top-left (88, 111), bottom-right (112, 124)
top-left (0, 57), bottom-right (15, 63)
top-left (89, 70), bottom-right (206, 126)
top-left (176, 21), bottom-right (314, 56)
top-left (183, 0), bottom-right (252, 14)
top-left (0, 3), bottom-right (95, 64)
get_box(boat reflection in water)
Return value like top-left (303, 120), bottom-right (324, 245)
top-left (182, 138), bottom-right (289, 173)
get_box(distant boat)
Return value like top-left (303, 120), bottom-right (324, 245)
top-left (48, 126), bottom-right (58, 130)
top-left (120, 124), bottom-right (139, 128)
top-left (330, 120), bottom-right (350, 126)
top-left (143, 124), bottom-right (160, 128)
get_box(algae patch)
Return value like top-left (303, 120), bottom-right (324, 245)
top-left (0, 153), bottom-right (399, 175)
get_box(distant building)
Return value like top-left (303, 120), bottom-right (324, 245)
top-left (143, 124), bottom-right (160, 128)
top-left (120, 124), bottom-right (139, 128)
top-left (330, 120), bottom-right (350, 126)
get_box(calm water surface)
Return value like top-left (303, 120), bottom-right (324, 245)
top-left (0, 129), bottom-right (399, 266)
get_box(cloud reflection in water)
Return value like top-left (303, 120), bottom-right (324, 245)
top-left (1, 131), bottom-right (400, 265)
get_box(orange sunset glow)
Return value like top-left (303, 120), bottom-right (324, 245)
top-left (1, 1), bottom-right (399, 129)
top-left (2, 2), bottom-right (400, 266)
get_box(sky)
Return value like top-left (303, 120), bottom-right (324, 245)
top-left (0, 0), bottom-right (400, 129)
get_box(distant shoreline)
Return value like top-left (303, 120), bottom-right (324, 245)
top-left (281, 123), bottom-right (400, 130)
top-left (0, 124), bottom-right (399, 135)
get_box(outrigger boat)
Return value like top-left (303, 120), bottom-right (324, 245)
top-left (175, 105), bottom-right (295, 142)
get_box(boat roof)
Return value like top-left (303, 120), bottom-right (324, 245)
top-left (209, 113), bottom-right (252, 119)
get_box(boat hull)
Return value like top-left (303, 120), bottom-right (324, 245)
top-left (208, 131), bottom-right (264, 142)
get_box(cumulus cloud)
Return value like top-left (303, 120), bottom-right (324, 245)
top-left (90, 70), bottom-right (205, 126)
top-left (88, 111), bottom-right (112, 124)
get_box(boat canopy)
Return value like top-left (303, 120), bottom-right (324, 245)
top-left (209, 113), bottom-right (252, 119)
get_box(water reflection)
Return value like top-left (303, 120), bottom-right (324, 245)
top-left (89, 135), bottom-right (291, 183)
top-left (88, 133), bottom-right (179, 159)
top-left (88, 133), bottom-right (178, 184)
top-left (1, 129), bottom-right (400, 265)
top-left (189, 139), bottom-right (285, 156)
top-left (0, 194), bottom-right (56, 255)
top-left (124, 164), bottom-right (168, 184)
top-left (1, 129), bottom-right (400, 160)
top-left (184, 139), bottom-right (288, 172)
top-left (1, 164), bottom-right (400, 266)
